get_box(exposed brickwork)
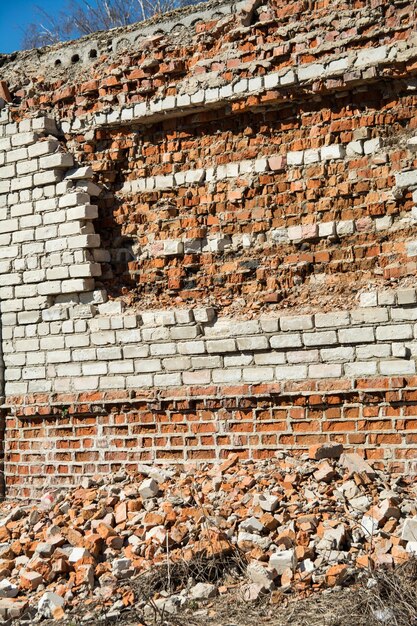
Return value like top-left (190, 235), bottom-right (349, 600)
top-left (6, 377), bottom-right (417, 498)
top-left (1, 0), bottom-right (417, 497)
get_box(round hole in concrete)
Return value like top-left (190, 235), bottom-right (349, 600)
top-left (71, 53), bottom-right (80, 63)
top-left (55, 59), bottom-right (62, 66)
top-left (89, 49), bottom-right (97, 59)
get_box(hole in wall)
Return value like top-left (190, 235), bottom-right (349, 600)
top-left (55, 59), bottom-right (62, 66)
top-left (89, 49), bottom-right (97, 59)
top-left (170, 23), bottom-right (185, 33)
top-left (71, 54), bottom-right (80, 64)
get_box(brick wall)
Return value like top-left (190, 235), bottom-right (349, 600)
top-left (1, 0), bottom-right (417, 497)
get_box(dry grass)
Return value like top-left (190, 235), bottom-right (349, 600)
top-left (39, 558), bottom-right (417, 626)
top-left (352, 559), bottom-right (417, 626)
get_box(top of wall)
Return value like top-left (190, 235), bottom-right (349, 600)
top-left (2, 0), bottom-right (416, 119)
top-left (0, 0), bottom-right (240, 82)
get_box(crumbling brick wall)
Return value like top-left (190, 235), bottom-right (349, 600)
top-left (1, 0), bottom-right (417, 497)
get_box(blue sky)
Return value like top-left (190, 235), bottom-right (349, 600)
top-left (0, 0), bottom-right (67, 53)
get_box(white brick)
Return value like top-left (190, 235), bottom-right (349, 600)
top-left (233, 78), bottom-right (248, 94)
top-left (96, 347), bottom-right (122, 360)
top-left (356, 344), bottom-right (391, 359)
top-left (40, 336), bottom-right (65, 350)
top-left (47, 350), bottom-right (71, 363)
top-left (280, 315), bottom-right (313, 331)
top-left (380, 360), bottom-right (416, 375)
top-left (375, 215), bottom-right (393, 231)
top-left (355, 46), bottom-right (388, 67)
top-left (344, 362), bottom-right (377, 377)
top-left (286, 349), bottom-right (318, 364)
top-left (39, 153), bottom-right (74, 169)
top-left (193, 308), bottom-right (216, 323)
top-left (247, 76), bottom-right (263, 92)
top-left (100, 376), bottom-right (126, 389)
top-left (336, 220), bottom-right (355, 236)
top-left (6, 147), bottom-right (28, 162)
top-left (237, 336), bottom-right (269, 351)
top-left (91, 331), bottom-right (115, 345)
top-left (242, 367), bottom-right (274, 382)
top-left (281, 70), bottom-right (296, 85)
top-left (162, 240), bottom-right (183, 255)
top-left (254, 352), bottom-right (286, 365)
top-left (153, 310), bottom-right (176, 326)
top-left (65, 166), bottom-right (94, 180)
top-left (33, 171), bottom-right (63, 186)
top-left (206, 339), bottom-right (236, 353)
top-left (364, 138), bottom-right (382, 154)
top-left (397, 289), bottom-right (417, 305)
top-left (0, 165), bottom-right (15, 179)
top-left (28, 139), bottom-right (59, 158)
top-left (67, 205), bottom-right (98, 221)
top-left (376, 325), bottom-right (413, 341)
top-left (178, 341), bottom-right (206, 355)
top-left (162, 357), bottom-right (191, 371)
top-left (391, 308), bottom-right (417, 322)
top-left (212, 368), bottom-right (242, 383)
top-left (192, 356), bottom-right (222, 369)
top-left (321, 144), bottom-right (345, 160)
top-left (303, 331), bottom-right (337, 346)
top-left (359, 292), bottom-right (378, 307)
top-left (275, 365), bottom-right (307, 380)
top-left (170, 326), bottom-right (199, 340)
top-left (134, 359), bottom-right (161, 373)
top-left (264, 73), bottom-right (280, 89)
top-left (304, 149), bottom-right (320, 164)
top-left (315, 312), bottom-right (350, 327)
top-left (351, 308), bottom-right (389, 324)
top-left (298, 63), bottom-right (324, 81)
top-left (174, 309), bottom-right (194, 324)
top-left (338, 327), bottom-right (374, 344)
top-left (270, 333), bottom-right (302, 349)
top-left (82, 362), bottom-right (107, 375)
top-left (346, 140), bottom-right (363, 156)
top-left (5, 382), bottom-right (28, 394)
top-left (126, 374), bottom-right (153, 387)
top-left (154, 373), bottom-right (182, 387)
top-left (320, 347), bottom-right (355, 362)
top-left (407, 241), bottom-right (417, 257)
top-left (67, 234), bottom-right (100, 249)
top-left (150, 343), bottom-right (177, 356)
top-left (260, 318), bottom-right (279, 333)
top-left (141, 327), bottom-right (170, 341)
top-left (309, 364), bottom-right (342, 378)
top-left (61, 278), bottom-right (94, 293)
top-left (287, 151), bottom-right (304, 166)
top-left (22, 366), bottom-right (46, 380)
top-left (116, 329), bottom-right (142, 344)
top-left (396, 170), bottom-right (417, 189)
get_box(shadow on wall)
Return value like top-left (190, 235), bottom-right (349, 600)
top-left (94, 189), bottom-right (137, 300)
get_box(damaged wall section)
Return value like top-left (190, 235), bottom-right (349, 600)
top-left (1, 0), bottom-right (417, 496)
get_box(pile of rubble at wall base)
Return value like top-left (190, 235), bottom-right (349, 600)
top-left (0, 446), bottom-right (416, 623)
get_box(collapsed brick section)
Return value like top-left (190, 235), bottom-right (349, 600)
top-left (1, 0), bottom-right (417, 497)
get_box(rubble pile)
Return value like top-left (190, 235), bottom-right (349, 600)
top-left (0, 446), bottom-right (416, 622)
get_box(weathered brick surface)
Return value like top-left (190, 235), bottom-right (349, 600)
top-left (1, 0), bottom-right (417, 496)
top-left (6, 377), bottom-right (417, 498)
